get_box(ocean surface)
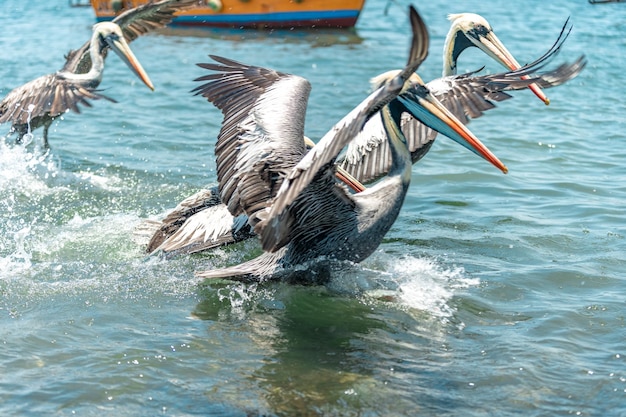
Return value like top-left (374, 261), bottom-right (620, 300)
top-left (0, 0), bottom-right (624, 415)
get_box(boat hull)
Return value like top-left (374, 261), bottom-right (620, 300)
top-left (91, 0), bottom-right (365, 29)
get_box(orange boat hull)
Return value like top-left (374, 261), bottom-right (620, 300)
top-left (91, 0), bottom-right (365, 29)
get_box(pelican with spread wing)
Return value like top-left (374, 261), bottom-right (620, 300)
top-left (190, 7), bottom-right (512, 282)
top-left (0, 0), bottom-right (198, 147)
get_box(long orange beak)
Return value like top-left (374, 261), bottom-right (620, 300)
top-left (107, 35), bottom-right (155, 91)
top-left (400, 92), bottom-right (508, 173)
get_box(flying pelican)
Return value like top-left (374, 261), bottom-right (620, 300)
top-left (187, 7), bottom-right (530, 282)
top-left (140, 15), bottom-right (585, 259)
top-left (0, 0), bottom-right (197, 148)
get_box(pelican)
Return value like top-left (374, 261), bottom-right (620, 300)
top-left (187, 7), bottom-right (518, 282)
top-left (336, 15), bottom-right (585, 184)
top-left (0, 0), bottom-right (197, 148)
top-left (193, 57), bottom-right (585, 282)
top-left (140, 15), bottom-right (585, 259)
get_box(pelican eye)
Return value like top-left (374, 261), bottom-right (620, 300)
top-left (467, 25), bottom-right (490, 40)
top-left (107, 33), bottom-right (121, 42)
top-left (414, 84), bottom-right (430, 96)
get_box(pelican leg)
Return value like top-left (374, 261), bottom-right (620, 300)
top-left (42, 120), bottom-right (51, 149)
top-left (12, 124), bottom-right (28, 145)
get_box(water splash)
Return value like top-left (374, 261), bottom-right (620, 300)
top-left (217, 282), bottom-right (261, 317)
top-left (10, 225), bottom-right (33, 267)
top-left (73, 170), bottom-right (125, 192)
top-left (0, 135), bottom-right (58, 193)
top-left (0, 224), bottom-right (34, 276)
top-left (196, 250), bottom-right (481, 321)
top-left (388, 256), bottom-right (478, 318)
top-left (0, 132), bottom-right (58, 278)
top-left (328, 253), bottom-right (479, 319)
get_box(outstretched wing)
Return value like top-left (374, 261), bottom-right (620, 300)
top-left (191, 55), bottom-right (312, 229)
top-left (145, 186), bottom-right (253, 256)
top-left (0, 73), bottom-right (115, 125)
top-left (113, 0), bottom-right (199, 42)
top-left (145, 190), bottom-right (253, 256)
top-left (64, 0), bottom-right (199, 74)
top-left (429, 57), bottom-right (585, 123)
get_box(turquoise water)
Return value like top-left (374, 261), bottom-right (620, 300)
top-left (1, 0), bottom-right (624, 415)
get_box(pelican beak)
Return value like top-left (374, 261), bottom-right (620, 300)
top-left (336, 166), bottom-right (366, 192)
top-left (106, 35), bottom-right (155, 91)
top-left (474, 31), bottom-right (549, 105)
top-left (398, 90), bottom-right (508, 174)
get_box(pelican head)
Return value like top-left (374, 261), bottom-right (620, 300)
top-left (93, 22), bottom-right (155, 91)
top-left (444, 13), bottom-right (549, 105)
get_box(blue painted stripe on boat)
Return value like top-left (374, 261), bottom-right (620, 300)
top-left (175, 10), bottom-right (359, 24)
